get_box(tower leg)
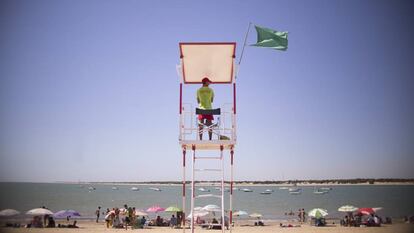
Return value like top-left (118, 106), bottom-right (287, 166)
top-left (230, 148), bottom-right (234, 233)
top-left (191, 145), bottom-right (196, 233)
top-left (220, 146), bottom-right (225, 233)
top-left (182, 147), bottom-right (186, 233)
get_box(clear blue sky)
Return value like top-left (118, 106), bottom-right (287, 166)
top-left (1, 0), bottom-right (413, 182)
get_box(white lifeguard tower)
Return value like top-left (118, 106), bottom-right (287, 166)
top-left (177, 42), bottom-right (237, 233)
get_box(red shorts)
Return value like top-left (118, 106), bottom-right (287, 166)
top-left (198, 114), bottom-right (214, 121)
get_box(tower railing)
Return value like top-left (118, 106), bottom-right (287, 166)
top-left (179, 103), bottom-right (236, 144)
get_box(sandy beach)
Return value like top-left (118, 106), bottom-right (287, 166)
top-left (1, 220), bottom-right (413, 233)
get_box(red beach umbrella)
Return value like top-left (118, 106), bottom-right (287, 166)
top-left (146, 205), bottom-right (165, 213)
top-left (358, 207), bottom-right (382, 215)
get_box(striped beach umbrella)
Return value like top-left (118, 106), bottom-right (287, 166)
top-left (308, 208), bottom-right (328, 219)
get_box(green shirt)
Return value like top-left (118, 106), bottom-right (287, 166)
top-left (197, 86), bottom-right (214, 109)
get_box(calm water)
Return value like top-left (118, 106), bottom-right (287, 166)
top-left (0, 183), bottom-right (413, 220)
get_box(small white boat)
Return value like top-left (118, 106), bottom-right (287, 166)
top-left (288, 188), bottom-right (301, 192)
top-left (131, 187), bottom-right (139, 191)
top-left (279, 187), bottom-right (289, 190)
top-left (260, 191), bottom-right (272, 195)
top-left (112, 187), bottom-right (118, 190)
top-left (289, 190), bottom-right (302, 195)
top-left (314, 190), bottom-right (327, 194)
top-left (320, 187), bottom-right (332, 191)
top-left (149, 187), bottom-right (161, 191)
top-left (198, 188), bottom-right (210, 192)
top-left (88, 186), bottom-right (96, 190)
top-left (265, 189), bottom-right (274, 192)
top-left (241, 188), bottom-right (253, 192)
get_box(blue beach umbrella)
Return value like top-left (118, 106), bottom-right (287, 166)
top-left (53, 210), bottom-right (81, 218)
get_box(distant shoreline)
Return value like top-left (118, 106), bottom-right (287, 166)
top-left (53, 179), bottom-right (414, 186)
top-left (3, 179), bottom-right (413, 186)
top-left (74, 182), bottom-right (414, 187)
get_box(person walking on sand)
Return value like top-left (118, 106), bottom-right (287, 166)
top-left (197, 77), bottom-right (214, 140)
top-left (95, 206), bottom-right (101, 223)
top-left (302, 208), bottom-right (306, 223)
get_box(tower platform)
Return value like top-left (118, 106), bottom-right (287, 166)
top-left (180, 140), bottom-right (236, 150)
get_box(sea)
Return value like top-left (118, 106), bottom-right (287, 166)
top-left (0, 183), bottom-right (413, 221)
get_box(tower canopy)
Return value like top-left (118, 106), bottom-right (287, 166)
top-left (179, 42), bottom-right (236, 84)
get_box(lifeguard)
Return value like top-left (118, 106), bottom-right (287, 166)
top-left (197, 77), bottom-right (214, 140)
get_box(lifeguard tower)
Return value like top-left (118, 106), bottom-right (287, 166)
top-left (177, 42), bottom-right (237, 233)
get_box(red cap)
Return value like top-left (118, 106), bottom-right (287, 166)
top-left (202, 77), bottom-right (211, 84)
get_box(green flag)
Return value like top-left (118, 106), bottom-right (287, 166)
top-left (251, 25), bottom-right (288, 51)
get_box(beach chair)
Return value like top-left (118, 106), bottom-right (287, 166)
top-left (196, 108), bottom-right (222, 139)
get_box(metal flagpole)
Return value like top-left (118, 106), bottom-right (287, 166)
top-left (238, 22), bottom-right (252, 67)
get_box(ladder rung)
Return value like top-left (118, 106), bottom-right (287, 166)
top-left (195, 156), bottom-right (222, 160)
top-left (194, 169), bottom-right (222, 172)
top-left (196, 194), bottom-right (222, 198)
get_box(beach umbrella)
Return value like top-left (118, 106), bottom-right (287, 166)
top-left (53, 210), bottom-right (81, 218)
top-left (0, 209), bottom-right (20, 217)
top-left (202, 204), bottom-right (221, 212)
top-left (233, 210), bottom-right (248, 216)
top-left (26, 208), bottom-right (54, 216)
top-left (338, 205), bottom-right (358, 212)
top-left (358, 207), bottom-right (382, 215)
top-left (165, 206), bottom-right (182, 212)
top-left (193, 207), bottom-right (203, 211)
top-left (134, 210), bottom-right (148, 216)
top-left (187, 210), bottom-right (209, 219)
top-left (308, 208), bottom-right (328, 219)
top-left (249, 213), bottom-right (262, 218)
top-left (146, 205), bottom-right (165, 213)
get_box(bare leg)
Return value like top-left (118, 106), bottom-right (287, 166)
top-left (206, 120), bottom-right (212, 140)
top-left (198, 119), bottom-right (204, 140)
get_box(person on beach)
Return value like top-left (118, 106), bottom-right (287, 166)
top-left (68, 220), bottom-right (79, 228)
top-left (95, 206), bottom-right (101, 223)
top-left (302, 208), bottom-right (306, 223)
top-left (113, 209), bottom-right (122, 228)
top-left (125, 206), bottom-right (133, 229)
top-left (170, 215), bottom-right (177, 228)
top-left (197, 77), bottom-right (214, 140)
top-left (156, 215), bottom-right (163, 226)
top-left (222, 215), bottom-right (229, 229)
top-left (132, 207), bottom-right (136, 226)
top-left (105, 212), bottom-right (114, 228)
top-left (140, 216), bottom-right (146, 226)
